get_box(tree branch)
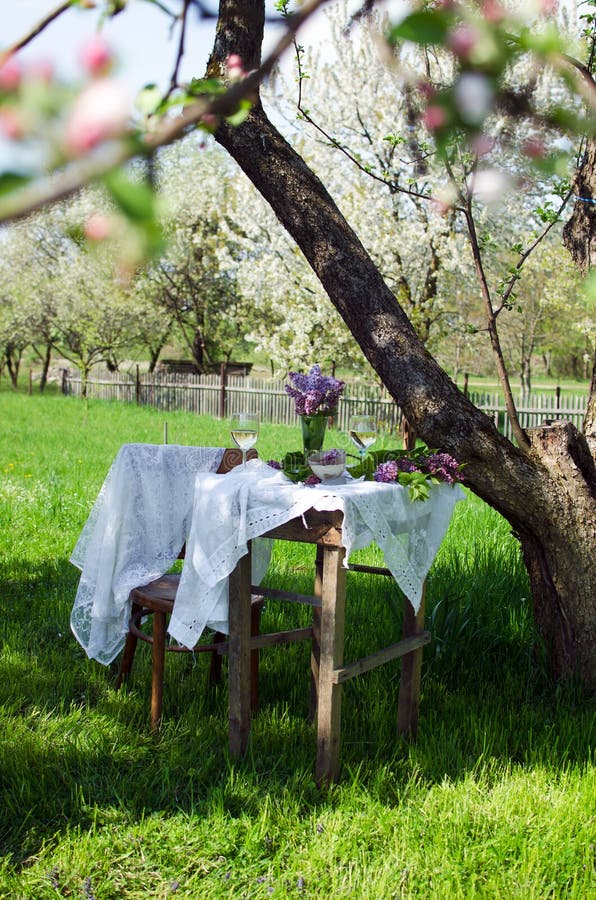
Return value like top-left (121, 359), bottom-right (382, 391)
top-left (0, 0), bottom-right (332, 225)
top-left (1, 1), bottom-right (72, 62)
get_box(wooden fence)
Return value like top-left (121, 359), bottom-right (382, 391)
top-left (61, 368), bottom-right (588, 441)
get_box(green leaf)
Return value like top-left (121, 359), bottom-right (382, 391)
top-left (387, 11), bottom-right (450, 46)
top-left (281, 451), bottom-right (310, 483)
top-left (518, 24), bottom-right (565, 55)
top-left (0, 172), bottom-right (30, 196)
top-left (135, 84), bottom-right (163, 117)
top-left (103, 170), bottom-right (155, 223)
top-left (397, 471), bottom-right (431, 502)
top-left (187, 77), bottom-right (226, 97)
top-left (225, 100), bottom-right (252, 127)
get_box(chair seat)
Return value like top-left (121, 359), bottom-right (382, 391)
top-left (114, 446), bottom-right (262, 731)
top-left (128, 573), bottom-right (264, 655)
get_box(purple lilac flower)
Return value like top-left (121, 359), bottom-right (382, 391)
top-left (267, 459), bottom-right (282, 470)
top-left (285, 365), bottom-right (345, 416)
top-left (420, 452), bottom-right (462, 484)
top-left (395, 458), bottom-right (421, 474)
top-left (321, 449), bottom-right (341, 463)
top-left (305, 474), bottom-right (321, 485)
top-left (374, 460), bottom-right (399, 483)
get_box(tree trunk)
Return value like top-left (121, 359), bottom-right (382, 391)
top-left (38, 342), bottom-right (52, 393)
top-left (522, 423), bottom-right (596, 680)
top-left (210, 0), bottom-right (596, 687)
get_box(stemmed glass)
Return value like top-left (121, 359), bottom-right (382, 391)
top-left (349, 414), bottom-right (377, 464)
top-left (230, 412), bottom-right (259, 468)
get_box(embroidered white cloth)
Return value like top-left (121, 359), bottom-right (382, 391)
top-left (70, 444), bottom-right (225, 665)
top-left (168, 459), bottom-right (465, 650)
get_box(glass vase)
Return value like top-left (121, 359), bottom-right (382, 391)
top-left (300, 413), bottom-right (328, 461)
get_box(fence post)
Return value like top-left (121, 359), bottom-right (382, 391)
top-left (555, 384), bottom-right (561, 407)
top-left (135, 365), bottom-right (141, 405)
top-left (61, 368), bottom-right (68, 395)
top-left (463, 372), bottom-right (469, 398)
top-left (28, 369), bottom-right (33, 395)
top-left (219, 363), bottom-right (227, 419)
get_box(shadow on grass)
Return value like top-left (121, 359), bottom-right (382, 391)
top-left (0, 557), bottom-right (593, 866)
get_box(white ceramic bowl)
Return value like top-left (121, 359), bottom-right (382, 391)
top-left (308, 449), bottom-right (346, 480)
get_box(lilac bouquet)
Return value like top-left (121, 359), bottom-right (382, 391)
top-left (285, 365), bottom-right (345, 416)
top-left (373, 450), bottom-right (463, 501)
top-left (374, 452), bottom-right (462, 485)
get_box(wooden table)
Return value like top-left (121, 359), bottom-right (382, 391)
top-left (227, 507), bottom-right (431, 787)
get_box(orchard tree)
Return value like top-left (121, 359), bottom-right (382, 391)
top-left (137, 145), bottom-right (260, 372)
top-left (0, 1), bottom-right (594, 687)
top-left (209, 0), bottom-right (596, 687)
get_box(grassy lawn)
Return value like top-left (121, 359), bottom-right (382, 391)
top-left (0, 390), bottom-right (593, 898)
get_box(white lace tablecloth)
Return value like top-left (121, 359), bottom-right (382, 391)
top-left (168, 459), bottom-right (465, 650)
top-left (70, 444), bottom-right (225, 665)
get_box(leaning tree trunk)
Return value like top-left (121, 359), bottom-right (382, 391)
top-left (563, 137), bottom-right (596, 459)
top-left (209, 0), bottom-right (596, 687)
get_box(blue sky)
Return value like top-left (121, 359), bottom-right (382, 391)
top-left (4, 1), bottom-right (225, 92)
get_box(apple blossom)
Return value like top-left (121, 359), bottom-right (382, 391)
top-left (467, 168), bottom-right (512, 203)
top-left (84, 213), bottom-right (112, 241)
top-left (25, 60), bottom-right (54, 84)
top-left (454, 72), bottom-right (494, 125)
top-left (422, 105), bottom-right (447, 131)
top-left (0, 56), bottom-right (21, 93)
top-left (0, 108), bottom-right (25, 140)
top-left (64, 77), bottom-right (130, 156)
top-left (448, 24), bottom-right (479, 60)
top-left (79, 34), bottom-right (114, 77)
top-left (481, 1), bottom-right (506, 24)
top-left (522, 137), bottom-right (546, 159)
top-left (226, 54), bottom-right (245, 81)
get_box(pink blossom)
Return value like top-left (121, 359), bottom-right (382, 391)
top-left (226, 53), bottom-right (245, 81)
top-left (538, 0), bottom-right (557, 14)
top-left (417, 80), bottom-right (436, 100)
top-left (29, 60), bottom-right (54, 85)
top-left (64, 78), bottom-right (130, 156)
top-left (431, 197), bottom-right (452, 216)
top-left (470, 133), bottom-right (495, 157)
top-left (522, 137), bottom-right (546, 159)
top-left (481, 1), bottom-right (506, 23)
top-left (448, 24), bottom-right (479, 59)
top-left (84, 214), bottom-right (112, 242)
top-left (0, 56), bottom-right (21, 92)
top-left (422, 105), bottom-right (447, 131)
top-left (0, 107), bottom-right (24, 140)
top-left (79, 34), bottom-right (113, 77)
top-left (199, 112), bottom-right (218, 130)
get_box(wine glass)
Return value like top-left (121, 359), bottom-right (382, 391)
top-left (349, 414), bottom-right (377, 464)
top-left (230, 412), bottom-right (259, 468)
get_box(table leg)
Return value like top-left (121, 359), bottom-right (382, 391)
top-left (309, 545), bottom-right (324, 723)
top-left (397, 583), bottom-right (426, 738)
top-left (228, 544), bottom-right (253, 758)
top-left (315, 544), bottom-right (346, 788)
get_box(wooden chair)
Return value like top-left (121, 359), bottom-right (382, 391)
top-left (115, 447), bottom-right (263, 731)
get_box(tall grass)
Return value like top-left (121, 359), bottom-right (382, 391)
top-left (0, 391), bottom-right (593, 898)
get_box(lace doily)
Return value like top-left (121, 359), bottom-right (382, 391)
top-left (168, 460), bottom-right (465, 650)
top-left (70, 444), bottom-right (225, 665)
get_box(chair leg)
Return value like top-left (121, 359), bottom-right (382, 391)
top-left (209, 632), bottom-right (226, 685)
top-left (250, 598), bottom-right (264, 712)
top-left (150, 610), bottom-right (167, 733)
top-left (115, 600), bottom-right (142, 689)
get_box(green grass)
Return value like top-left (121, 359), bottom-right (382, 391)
top-left (0, 391), bottom-right (594, 898)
